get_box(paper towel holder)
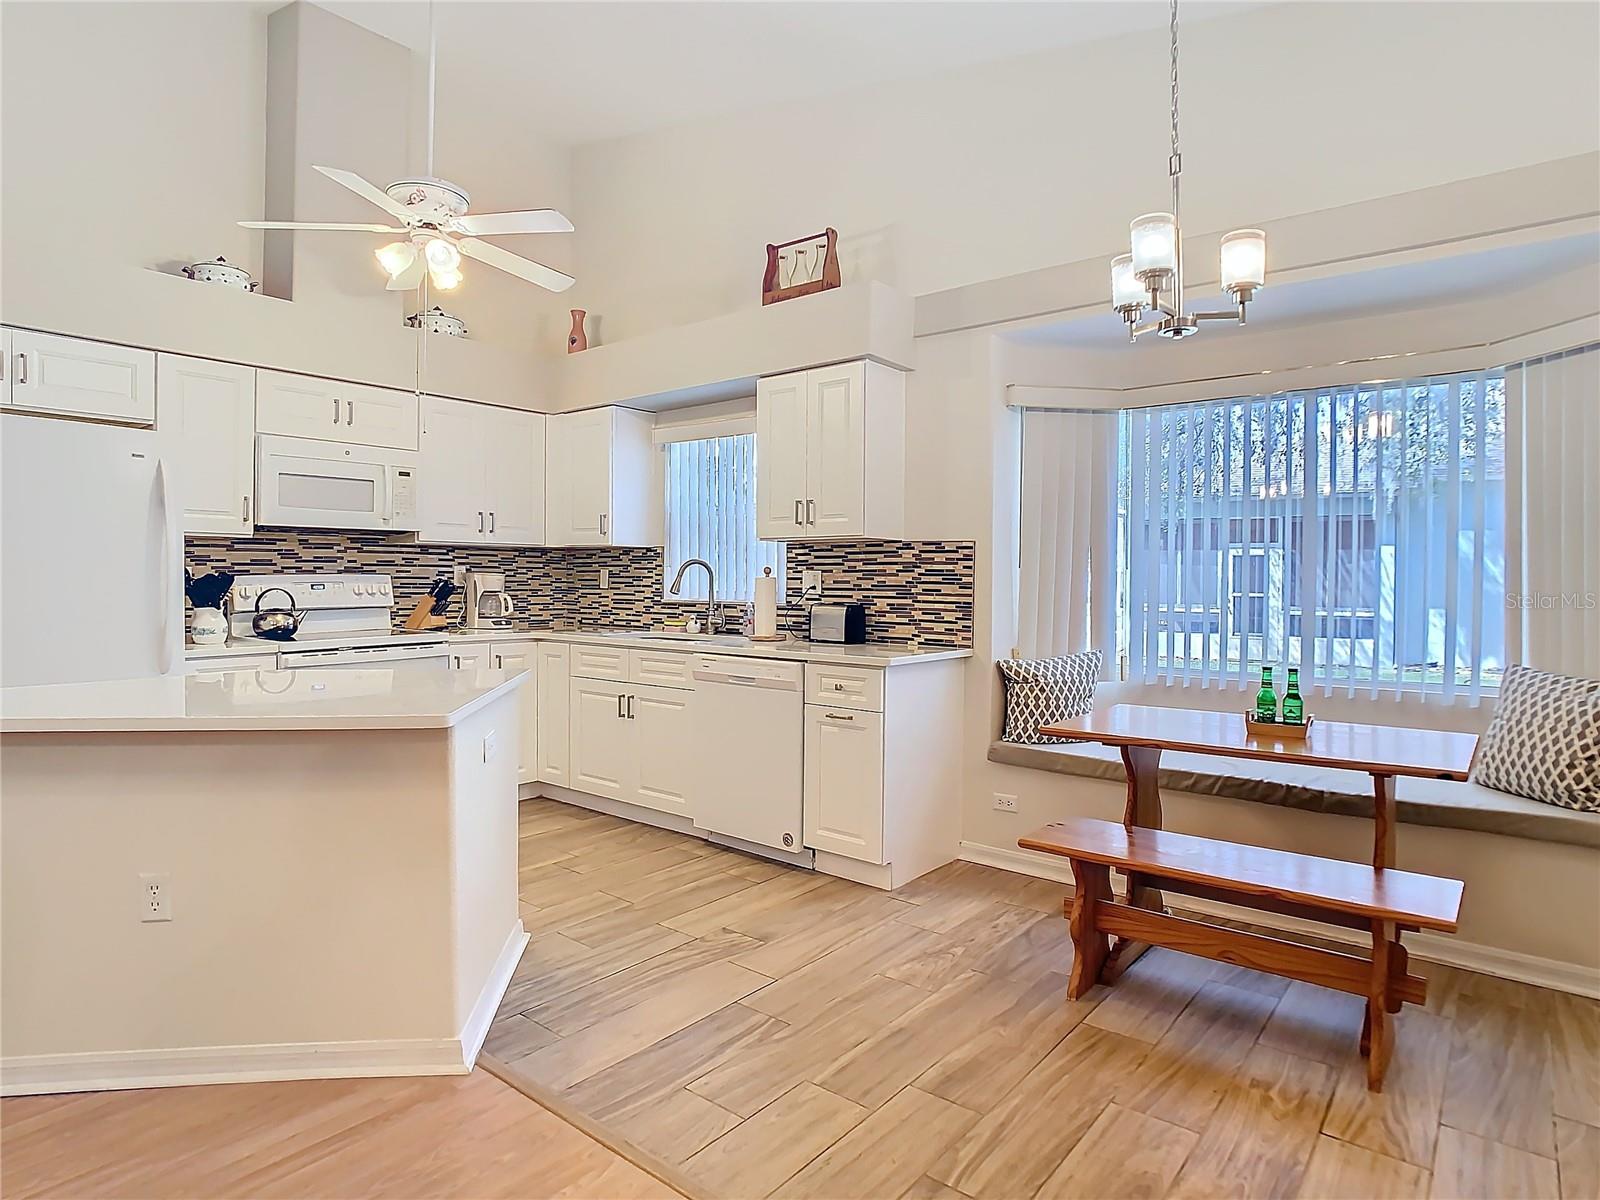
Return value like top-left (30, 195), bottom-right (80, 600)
top-left (749, 565), bottom-right (787, 642)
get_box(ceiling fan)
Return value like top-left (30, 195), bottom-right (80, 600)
top-left (238, 5), bottom-right (573, 295)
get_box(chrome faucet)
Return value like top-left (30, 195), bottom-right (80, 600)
top-left (668, 558), bottom-right (719, 633)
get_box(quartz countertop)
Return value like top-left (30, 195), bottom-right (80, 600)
top-left (0, 668), bottom-right (529, 733)
top-left (442, 627), bottom-right (972, 667)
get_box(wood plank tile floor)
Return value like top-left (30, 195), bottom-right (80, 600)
top-left (491, 798), bottom-right (1600, 1200)
top-left (0, 1068), bottom-right (681, 1199)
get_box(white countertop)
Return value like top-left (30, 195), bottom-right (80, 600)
top-left (436, 627), bottom-right (973, 667)
top-left (0, 668), bottom-right (528, 733)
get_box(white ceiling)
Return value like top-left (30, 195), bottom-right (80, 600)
top-left (1005, 234), bottom-right (1600, 348)
top-left (316, 1), bottom-right (1258, 145)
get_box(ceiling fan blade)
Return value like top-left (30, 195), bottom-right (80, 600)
top-left (385, 255), bottom-right (427, 292)
top-left (458, 238), bottom-right (575, 292)
top-left (453, 209), bottom-right (574, 237)
top-left (312, 165), bottom-right (414, 222)
top-left (238, 221), bottom-right (408, 233)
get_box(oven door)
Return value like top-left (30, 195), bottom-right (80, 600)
top-left (255, 435), bottom-right (420, 532)
top-left (278, 643), bottom-right (451, 675)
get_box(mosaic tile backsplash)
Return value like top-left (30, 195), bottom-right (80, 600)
top-left (186, 532), bottom-right (975, 647)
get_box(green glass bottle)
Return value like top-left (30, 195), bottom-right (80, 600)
top-left (1282, 668), bottom-right (1304, 726)
top-left (1255, 667), bottom-right (1278, 723)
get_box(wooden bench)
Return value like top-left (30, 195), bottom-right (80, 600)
top-left (1020, 816), bottom-right (1464, 1092)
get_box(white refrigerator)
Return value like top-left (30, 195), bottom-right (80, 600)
top-left (1, 413), bottom-right (184, 687)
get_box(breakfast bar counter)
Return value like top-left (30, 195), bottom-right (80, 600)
top-left (0, 668), bottom-right (530, 1096)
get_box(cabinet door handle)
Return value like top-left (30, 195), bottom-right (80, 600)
top-left (332, 398), bottom-right (340, 424)
top-left (346, 400), bottom-right (354, 426)
top-left (453, 655), bottom-right (461, 669)
top-left (807, 499), bottom-right (817, 525)
top-left (495, 654), bottom-right (503, 669)
top-left (824, 712), bottom-right (856, 722)
top-left (242, 495), bottom-right (251, 522)
top-left (617, 693), bottom-right (625, 719)
top-left (627, 694), bottom-right (635, 720)
top-left (488, 511), bottom-right (496, 534)
top-left (478, 511), bottom-right (486, 533)
top-left (16, 352), bottom-right (28, 386)
top-left (794, 499), bottom-right (804, 526)
top-left (599, 513), bottom-right (608, 537)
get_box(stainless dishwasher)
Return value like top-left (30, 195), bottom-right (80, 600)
top-left (691, 656), bottom-right (806, 855)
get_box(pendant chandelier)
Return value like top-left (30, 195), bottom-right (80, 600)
top-left (1110, 0), bottom-right (1266, 340)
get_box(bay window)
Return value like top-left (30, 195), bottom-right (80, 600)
top-left (1014, 348), bottom-right (1600, 706)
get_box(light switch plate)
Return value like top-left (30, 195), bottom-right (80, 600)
top-left (483, 731), bottom-right (499, 763)
top-left (802, 569), bottom-right (823, 595)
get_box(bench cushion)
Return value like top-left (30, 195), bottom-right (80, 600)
top-left (989, 739), bottom-right (1600, 850)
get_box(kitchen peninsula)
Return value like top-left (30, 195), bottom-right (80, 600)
top-left (0, 667), bottom-right (530, 1095)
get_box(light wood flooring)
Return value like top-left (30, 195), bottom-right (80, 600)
top-left (489, 797), bottom-right (1600, 1200)
top-left (0, 1068), bottom-right (680, 1199)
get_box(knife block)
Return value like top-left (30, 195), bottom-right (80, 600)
top-left (403, 597), bottom-right (450, 631)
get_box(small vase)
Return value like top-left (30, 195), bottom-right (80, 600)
top-left (191, 606), bottom-right (228, 646)
top-left (568, 309), bottom-right (588, 353)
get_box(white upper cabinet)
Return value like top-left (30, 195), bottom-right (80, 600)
top-left (755, 359), bottom-right (904, 541)
top-left (417, 395), bottom-right (545, 546)
top-left (755, 370), bottom-right (810, 535)
top-left (257, 370), bottom-right (418, 451)
top-left (156, 355), bottom-right (257, 536)
top-left (3, 329), bottom-right (155, 426)
top-left (545, 406), bottom-right (659, 546)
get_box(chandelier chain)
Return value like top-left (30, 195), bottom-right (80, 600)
top-left (1168, 0), bottom-right (1181, 175)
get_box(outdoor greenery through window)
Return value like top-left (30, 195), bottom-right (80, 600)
top-left (663, 433), bottom-right (785, 603)
top-left (1118, 369), bottom-right (1506, 698)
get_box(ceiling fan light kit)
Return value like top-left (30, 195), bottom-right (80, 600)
top-left (1110, 0), bottom-right (1266, 342)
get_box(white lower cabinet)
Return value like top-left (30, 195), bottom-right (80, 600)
top-left (569, 676), bottom-right (632, 800)
top-left (566, 649), bottom-right (696, 816)
top-left (535, 643), bottom-right (571, 786)
top-left (632, 684), bottom-right (694, 817)
top-left (490, 641), bottom-right (538, 785)
top-left (450, 645), bottom-right (489, 672)
top-left (803, 705), bottom-right (885, 864)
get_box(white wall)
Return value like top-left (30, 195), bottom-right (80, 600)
top-left (573, 1), bottom-right (1600, 340)
top-left (0, 1), bottom-right (571, 404)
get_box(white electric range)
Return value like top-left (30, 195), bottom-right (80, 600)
top-left (226, 573), bottom-right (451, 673)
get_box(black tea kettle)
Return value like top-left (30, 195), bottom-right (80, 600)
top-left (251, 587), bottom-right (305, 641)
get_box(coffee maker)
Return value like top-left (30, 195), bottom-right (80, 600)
top-left (463, 570), bottom-right (515, 629)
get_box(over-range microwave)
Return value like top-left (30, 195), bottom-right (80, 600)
top-left (255, 434), bottom-right (420, 532)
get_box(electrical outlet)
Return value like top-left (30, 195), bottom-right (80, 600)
top-left (599, 567), bottom-right (611, 590)
top-left (483, 731), bottom-right (499, 764)
top-left (139, 873), bottom-right (172, 922)
top-left (992, 793), bottom-right (1019, 813)
top-left (801, 569), bottom-right (823, 595)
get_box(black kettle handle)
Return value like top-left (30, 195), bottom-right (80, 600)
top-left (253, 587), bottom-right (299, 616)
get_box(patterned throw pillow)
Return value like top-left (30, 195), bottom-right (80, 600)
top-left (1471, 665), bottom-right (1600, 812)
top-left (999, 651), bottom-right (1102, 744)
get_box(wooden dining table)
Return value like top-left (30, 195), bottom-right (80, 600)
top-left (1037, 703), bottom-right (1478, 978)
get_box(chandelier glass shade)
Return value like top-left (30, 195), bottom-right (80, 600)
top-left (1111, 0), bottom-right (1266, 341)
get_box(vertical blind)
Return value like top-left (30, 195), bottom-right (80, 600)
top-left (1505, 343), bottom-right (1600, 681)
top-left (663, 433), bottom-right (785, 603)
top-left (1017, 410), bottom-right (1118, 663)
top-left (1121, 370), bottom-right (1507, 701)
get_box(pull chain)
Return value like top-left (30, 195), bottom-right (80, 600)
top-left (1168, 0), bottom-right (1180, 176)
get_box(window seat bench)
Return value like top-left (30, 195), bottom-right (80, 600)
top-left (988, 739), bottom-right (1599, 850)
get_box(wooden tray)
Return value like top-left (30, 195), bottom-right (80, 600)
top-left (1244, 711), bottom-right (1313, 740)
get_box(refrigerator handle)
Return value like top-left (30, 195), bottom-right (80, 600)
top-left (154, 458), bottom-right (180, 675)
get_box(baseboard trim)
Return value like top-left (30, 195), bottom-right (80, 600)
top-left (0, 1037), bottom-right (471, 1097)
top-left (461, 921), bottom-right (530, 1066)
top-left (959, 840), bottom-right (1600, 999)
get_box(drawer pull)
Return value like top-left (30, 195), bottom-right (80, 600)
top-left (824, 712), bottom-right (856, 722)
top-left (833, 681), bottom-right (846, 691)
